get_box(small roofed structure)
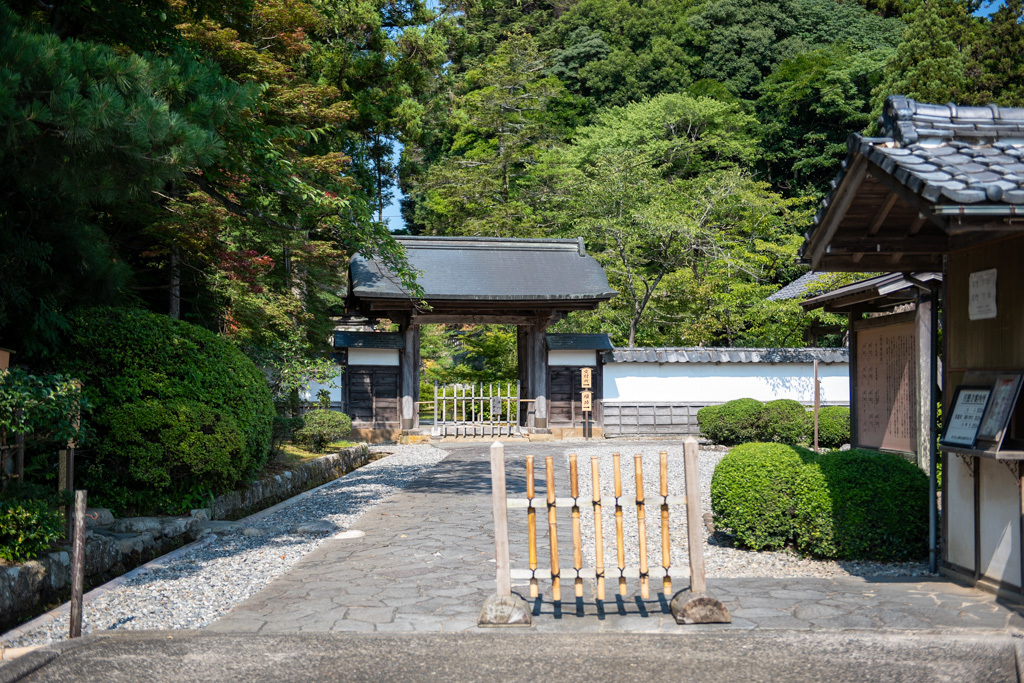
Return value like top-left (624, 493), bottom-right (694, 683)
top-left (800, 94), bottom-right (1024, 593)
top-left (801, 96), bottom-right (1024, 273)
top-left (346, 236), bottom-right (616, 433)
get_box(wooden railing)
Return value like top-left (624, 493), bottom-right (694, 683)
top-left (432, 381), bottom-right (521, 437)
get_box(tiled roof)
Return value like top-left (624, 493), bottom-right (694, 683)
top-left (602, 347), bottom-right (849, 364)
top-left (546, 333), bottom-right (614, 351)
top-left (766, 271), bottom-right (830, 301)
top-left (333, 332), bottom-right (404, 349)
top-left (350, 237), bottom-right (616, 302)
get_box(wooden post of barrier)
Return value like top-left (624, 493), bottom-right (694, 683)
top-left (634, 454), bottom-right (649, 599)
top-left (526, 455), bottom-right (538, 599)
top-left (613, 453), bottom-right (626, 596)
top-left (591, 456), bottom-right (605, 601)
top-left (545, 456), bottom-right (561, 602)
top-left (660, 450), bottom-right (671, 595)
top-left (670, 437), bottom-right (731, 624)
top-left (570, 454), bottom-right (583, 598)
top-left (479, 441), bottom-right (531, 626)
top-left (69, 490), bottom-right (87, 638)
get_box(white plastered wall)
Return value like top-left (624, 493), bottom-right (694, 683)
top-left (348, 348), bottom-right (400, 366)
top-left (946, 452), bottom-right (976, 574)
top-left (603, 362), bottom-right (849, 404)
top-left (549, 350), bottom-right (597, 366)
top-left (979, 458), bottom-right (1021, 588)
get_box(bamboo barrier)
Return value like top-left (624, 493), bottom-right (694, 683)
top-left (487, 438), bottom-right (729, 624)
top-left (495, 444), bottom-right (710, 605)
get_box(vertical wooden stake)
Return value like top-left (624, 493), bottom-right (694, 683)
top-left (545, 456), bottom-right (561, 602)
top-left (490, 442), bottom-right (512, 599)
top-left (660, 450), bottom-right (671, 595)
top-left (813, 359), bottom-right (820, 452)
top-left (69, 490), bottom-right (87, 638)
top-left (634, 454), bottom-right (649, 599)
top-left (570, 454), bottom-right (583, 598)
top-left (591, 456), bottom-right (605, 601)
top-left (526, 455), bottom-right (538, 598)
top-left (684, 437), bottom-right (706, 593)
top-left (613, 452), bottom-right (626, 596)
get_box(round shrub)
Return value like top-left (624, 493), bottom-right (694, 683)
top-left (814, 406), bottom-right (850, 448)
top-left (759, 399), bottom-right (810, 443)
top-left (698, 398), bottom-right (766, 445)
top-left (0, 498), bottom-right (64, 564)
top-left (58, 307), bottom-right (274, 515)
top-left (794, 449), bottom-right (928, 561)
top-left (294, 410), bottom-right (352, 453)
top-left (710, 442), bottom-right (818, 550)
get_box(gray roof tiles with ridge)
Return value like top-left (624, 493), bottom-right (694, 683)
top-left (351, 236), bottom-right (616, 302)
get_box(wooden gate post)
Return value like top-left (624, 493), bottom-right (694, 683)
top-left (479, 441), bottom-right (531, 626)
top-left (670, 437), bottom-right (731, 624)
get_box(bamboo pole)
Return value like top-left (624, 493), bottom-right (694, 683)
top-left (570, 454), bottom-right (583, 598)
top-left (634, 454), bottom-right (649, 599)
top-left (526, 455), bottom-right (538, 598)
top-left (545, 456), bottom-right (561, 601)
top-left (591, 456), bottom-right (605, 601)
top-left (684, 437), bottom-right (707, 593)
top-left (489, 443), bottom-right (512, 598)
top-left (660, 450), bottom-right (671, 595)
top-left (613, 452), bottom-right (626, 596)
top-left (69, 490), bottom-right (86, 638)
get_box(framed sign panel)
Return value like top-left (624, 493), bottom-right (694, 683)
top-left (977, 374), bottom-right (1023, 444)
top-left (941, 386), bottom-right (992, 448)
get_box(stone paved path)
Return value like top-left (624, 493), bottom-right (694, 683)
top-left (210, 442), bottom-right (1024, 635)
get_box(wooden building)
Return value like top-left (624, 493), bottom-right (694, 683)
top-left (344, 236), bottom-right (616, 437)
top-left (801, 95), bottom-right (1024, 596)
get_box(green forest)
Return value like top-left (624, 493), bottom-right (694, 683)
top-left (3, 0), bottom-right (1024, 368)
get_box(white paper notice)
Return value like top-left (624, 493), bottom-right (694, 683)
top-left (969, 268), bottom-right (997, 321)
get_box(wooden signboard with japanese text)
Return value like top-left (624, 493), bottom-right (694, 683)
top-left (855, 319), bottom-right (916, 453)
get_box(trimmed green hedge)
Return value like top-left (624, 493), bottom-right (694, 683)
top-left (794, 449), bottom-right (929, 560)
top-left (815, 406), bottom-right (851, 449)
top-left (295, 410), bottom-right (352, 453)
top-left (698, 398), bottom-right (766, 445)
top-left (709, 443), bottom-right (817, 550)
top-left (759, 399), bottom-right (810, 444)
top-left (58, 307), bottom-right (275, 515)
top-left (711, 445), bottom-right (929, 561)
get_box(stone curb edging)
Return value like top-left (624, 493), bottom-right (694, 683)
top-left (0, 534), bottom-right (219, 645)
top-left (1, 444), bottom-right (377, 644)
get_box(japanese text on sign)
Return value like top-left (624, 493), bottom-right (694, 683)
top-left (581, 367), bottom-right (592, 389)
top-left (581, 390), bottom-right (593, 412)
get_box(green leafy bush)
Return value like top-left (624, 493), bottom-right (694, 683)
top-left (58, 307), bottom-right (275, 515)
top-left (710, 442), bottom-right (818, 550)
top-left (101, 400), bottom-right (245, 490)
top-left (294, 410), bottom-right (352, 453)
top-left (794, 449), bottom-right (928, 560)
top-left (0, 498), bottom-right (64, 564)
top-left (698, 398), bottom-right (766, 445)
top-left (759, 399), bottom-right (810, 443)
top-left (814, 406), bottom-right (850, 448)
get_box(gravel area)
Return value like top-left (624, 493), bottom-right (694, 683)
top-left (2, 445), bottom-right (449, 649)
top-left (555, 444), bottom-right (930, 582)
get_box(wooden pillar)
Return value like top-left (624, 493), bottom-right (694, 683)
top-left (848, 312), bottom-right (859, 449)
top-left (528, 321), bottom-right (548, 429)
top-left (517, 327), bottom-right (529, 427)
top-left (400, 318), bottom-right (419, 430)
top-left (915, 289), bottom-right (934, 473)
